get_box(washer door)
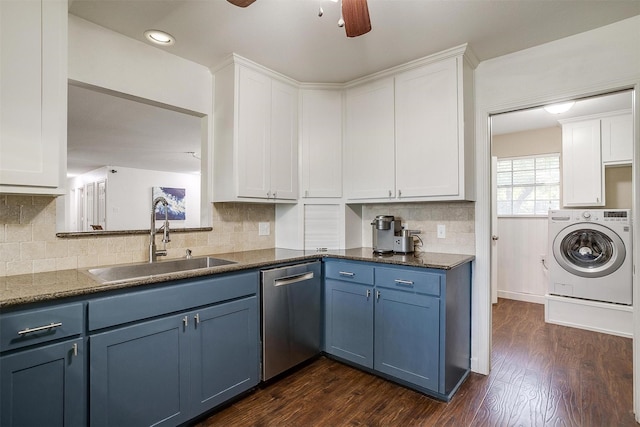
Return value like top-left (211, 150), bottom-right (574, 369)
top-left (552, 223), bottom-right (626, 278)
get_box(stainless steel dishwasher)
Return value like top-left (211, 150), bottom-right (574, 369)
top-left (261, 261), bottom-right (321, 381)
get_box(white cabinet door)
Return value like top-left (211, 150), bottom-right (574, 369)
top-left (562, 119), bottom-right (604, 206)
top-left (269, 80), bottom-right (298, 200)
top-left (344, 78), bottom-right (395, 200)
top-left (601, 113), bottom-right (632, 165)
top-left (237, 66), bottom-right (271, 199)
top-left (300, 90), bottom-right (342, 198)
top-left (395, 58), bottom-right (459, 198)
top-left (0, 0), bottom-right (66, 193)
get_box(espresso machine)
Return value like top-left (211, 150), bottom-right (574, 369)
top-left (371, 215), bottom-right (418, 254)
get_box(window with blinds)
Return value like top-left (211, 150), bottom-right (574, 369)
top-left (496, 154), bottom-right (560, 216)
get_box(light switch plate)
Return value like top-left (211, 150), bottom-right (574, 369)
top-left (259, 222), bottom-right (270, 236)
top-left (437, 224), bottom-right (446, 239)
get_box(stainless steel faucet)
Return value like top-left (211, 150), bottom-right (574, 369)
top-left (149, 196), bottom-right (170, 262)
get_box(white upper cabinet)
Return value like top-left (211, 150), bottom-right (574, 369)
top-left (561, 119), bottom-right (604, 207)
top-left (601, 112), bottom-right (632, 165)
top-left (0, 0), bottom-right (67, 194)
top-left (300, 89), bottom-right (343, 198)
top-left (343, 46), bottom-right (476, 202)
top-left (344, 78), bottom-right (395, 200)
top-left (395, 58), bottom-right (459, 198)
top-left (213, 57), bottom-right (298, 202)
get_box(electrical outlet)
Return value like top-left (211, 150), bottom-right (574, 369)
top-left (437, 224), bottom-right (446, 239)
top-left (259, 222), bottom-right (270, 236)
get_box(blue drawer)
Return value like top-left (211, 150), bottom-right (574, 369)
top-left (325, 261), bottom-right (374, 285)
top-left (88, 270), bottom-right (258, 331)
top-left (1, 303), bottom-right (84, 352)
top-left (375, 267), bottom-right (442, 296)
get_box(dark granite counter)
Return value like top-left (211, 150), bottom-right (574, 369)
top-left (0, 248), bottom-right (474, 308)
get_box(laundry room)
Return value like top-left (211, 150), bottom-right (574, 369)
top-left (491, 89), bottom-right (633, 336)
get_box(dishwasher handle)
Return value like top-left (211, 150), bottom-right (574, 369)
top-left (273, 271), bottom-right (315, 287)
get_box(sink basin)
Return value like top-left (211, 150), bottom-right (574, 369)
top-left (86, 257), bottom-right (237, 284)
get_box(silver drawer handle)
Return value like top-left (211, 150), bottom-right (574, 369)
top-left (338, 271), bottom-right (355, 277)
top-left (394, 279), bottom-right (414, 286)
top-left (18, 322), bottom-right (62, 335)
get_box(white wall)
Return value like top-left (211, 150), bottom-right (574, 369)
top-left (472, 15), bottom-right (640, 381)
top-left (66, 15), bottom-right (213, 227)
top-left (106, 167), bottom-right (200, 230)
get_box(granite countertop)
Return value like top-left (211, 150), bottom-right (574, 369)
top-left (0, 248), bottom-right (474, 308)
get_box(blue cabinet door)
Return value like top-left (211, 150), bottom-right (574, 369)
top-left (89, 314), bottom-right (190, 427)
top-left (0, 339), bottom-right (85, 427)
top-left (374, 288), bottom-right (440, 391)
top-left (324, 279), bottom-right (374, 368)
top-left (190, 296), bottom-right (259, 414)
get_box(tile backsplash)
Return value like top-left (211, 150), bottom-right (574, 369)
top-left (362, 202), bottom-right (475, 255)
top-left (0, 196), bottom-right (275, 277)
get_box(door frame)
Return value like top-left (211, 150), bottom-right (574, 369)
top-left (473, 81), bottom-right (638, 387)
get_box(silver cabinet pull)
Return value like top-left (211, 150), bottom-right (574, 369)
top-left (267, 191), bottom-right (271, 198)
top-left (18, 322), bottom-right (62, 335)
top-left (72, 343), bottom-right (78, 357)
top-left (182, 316), bottom-right (188, 327)
top-left (194, 313), bottom-right (200, 325)
top-left (388, 190), bottom-right (392, 198)
top-left (376, 290), bottom-right (381, 301)
top-left (366, 289), bottom-right (371, 299)
top-left (394, 279), bottom-right (414, 287)
top-left (338, 271), bottom-right (355, 277)
top-left (273, 191), bottom-right (277, 198)
top-left (398, 189), bottom-right (402, 198)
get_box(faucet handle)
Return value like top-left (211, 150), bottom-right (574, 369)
top-left (185, 249), bottom-right (192, 259)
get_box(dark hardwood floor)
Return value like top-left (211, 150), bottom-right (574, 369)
top-left (194, 299), bottom-right (635, 426)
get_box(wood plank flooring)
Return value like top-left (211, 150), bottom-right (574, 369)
top-left (193, 299), bottom-right (635, 426)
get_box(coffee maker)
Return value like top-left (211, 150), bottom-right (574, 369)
top-left (371, 215), bottom-right (401, 254)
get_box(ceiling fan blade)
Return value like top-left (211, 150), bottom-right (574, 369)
top-left (342, 0), bottom-right (372, 37)
top-left (227, 0), bottom-right (256, 7)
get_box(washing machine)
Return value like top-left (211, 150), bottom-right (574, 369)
top-left (548, 209), bottom-right (632, 305)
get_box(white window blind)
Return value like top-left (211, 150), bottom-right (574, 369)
top-left (497, 154), bottom-right (560, 216)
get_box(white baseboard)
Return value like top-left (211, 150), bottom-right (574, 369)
top-left (545, 294), bottom-right (633, 338)
top-left (497, 290), bottom-right (546, 305)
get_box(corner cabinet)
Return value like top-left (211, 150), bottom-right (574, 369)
top-left (601, 113), bottom-right (633, 165)
top-left (0, 0), bottom-right (67, 195)
top-left (323, 259), bottom-right (472, 401)
top-left (300, 89), bottom-right (343, 198)
top-left (344, 45), bottom-right (477, 202)
top-left (213, 55), bottom-right (298, 202)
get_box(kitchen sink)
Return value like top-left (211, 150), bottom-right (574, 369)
top-left (85, 257), bottom-right (237, 284)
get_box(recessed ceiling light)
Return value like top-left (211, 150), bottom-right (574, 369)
top-left (144, 29), bottom-right (175, 46)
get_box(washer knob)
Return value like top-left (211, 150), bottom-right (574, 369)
top-left (582, 211), bottom-right (591, 219)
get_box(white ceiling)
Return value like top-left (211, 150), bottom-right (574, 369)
top-left (66, 0), bottom-right (640, 176)
top-left (491, 90), bottom-right (633, 135)
top-left (68, 0), bottom-right (640, 83)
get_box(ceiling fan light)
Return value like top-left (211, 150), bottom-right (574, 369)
top-left (543, 101), bottom-right (575, 114)
top-left (144, 29), bottom-right (175, 46)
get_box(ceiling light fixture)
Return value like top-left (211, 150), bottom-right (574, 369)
top-left (543, 101), bottom-right (575, 114)
top-left (144, 29), bottom-right (175, 46)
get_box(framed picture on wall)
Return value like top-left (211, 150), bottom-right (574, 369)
top-left (152, 187), bottom-right (186, 220)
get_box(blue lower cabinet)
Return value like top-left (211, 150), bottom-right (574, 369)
top-left (324, 279), bottom-right (374, 368)
top-left (374, 288), bottom-right (440, 391)
top-left (0, 339), bottom-right (85, 427)
top-left (90, 296), bottom-right (259, 427)
top-left (90, 314), bottom-right (191, 427)
top-left (190, 296), bottom-right (259, 414)
top-left (324, 259), bottom-right (471, 400)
